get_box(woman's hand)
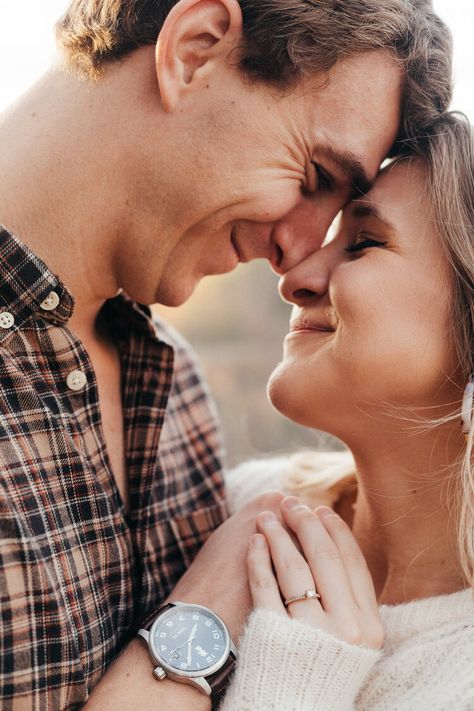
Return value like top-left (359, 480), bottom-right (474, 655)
top-left (247, 497), bottom-right (383, 650)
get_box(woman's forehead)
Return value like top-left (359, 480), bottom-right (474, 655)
top-left (345, 158), bottom-right (428, 223)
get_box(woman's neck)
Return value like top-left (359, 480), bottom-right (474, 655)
top-left (346, 424), bottom-right (466, 605)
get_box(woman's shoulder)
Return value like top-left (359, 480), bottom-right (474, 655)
top-left (225, 449), bottom-right (357, 514)
top-left (358, 589), bottom-right (474, 709)
top-left (380, 588), bottom-right (474, 647)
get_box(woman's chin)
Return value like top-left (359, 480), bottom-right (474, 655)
top-left (267, 365), bottom-right (321, 430)
top-left (267, 361), bottom-right (355, 437)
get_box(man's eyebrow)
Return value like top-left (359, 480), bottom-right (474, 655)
top-left (351, 203), bottom-right (396, 231)
top-left (315, 146), bottom-right (373, 196)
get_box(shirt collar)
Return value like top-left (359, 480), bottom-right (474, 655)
top-left (0, 225), bottom-right (75, 339)
top-left (0, 224), bottom-right (169, 349)
top-left (98, 293), bottom-right (165, 346)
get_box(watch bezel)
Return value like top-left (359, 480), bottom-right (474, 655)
top-left (148, 602), bottom-right (232, 679)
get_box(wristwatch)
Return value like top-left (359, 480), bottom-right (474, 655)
top-left (138, 601), bottom-right (238, 706)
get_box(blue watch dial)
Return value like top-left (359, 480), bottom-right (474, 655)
top-left (152, 606), bottom-right (228, 673)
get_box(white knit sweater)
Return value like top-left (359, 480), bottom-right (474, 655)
top-left (222, 455), bottom-right (474, 710)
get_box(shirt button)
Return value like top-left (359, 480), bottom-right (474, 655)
top-left (0, 312), bottom-right (15, 329)
top-left (66, 370), bottom-right (87, 392)
top-left (40, 291), bottom-right (60, 311)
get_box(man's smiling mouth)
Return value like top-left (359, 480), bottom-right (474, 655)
top-left (230, 227), bottom-right (242, 262)
top-left (230, 226), bottom-right (284, 271)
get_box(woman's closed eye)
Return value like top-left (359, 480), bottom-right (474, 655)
top-left (345, 233), bottom-right (388, 255)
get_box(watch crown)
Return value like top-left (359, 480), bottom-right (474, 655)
top-left (153, 666), bottom-right (167, 681)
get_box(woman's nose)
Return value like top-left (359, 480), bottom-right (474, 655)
top-left (278, 250), bottom-right (331, 306)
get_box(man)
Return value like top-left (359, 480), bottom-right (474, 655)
top-left (0, 0), bottom-right (451, 708)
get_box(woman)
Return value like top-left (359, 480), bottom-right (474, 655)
top-left (222, 113), bottom-right (474, 710)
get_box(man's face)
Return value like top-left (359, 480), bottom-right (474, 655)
top-left (126, 50), bottom-right (402, 306)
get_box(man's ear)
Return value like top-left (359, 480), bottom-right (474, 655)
top-left (156, 0), bottom-right (243, 112)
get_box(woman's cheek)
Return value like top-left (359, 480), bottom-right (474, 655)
top-left (330, 269), bottom-right (414, 390)
top-left (330, 266), bottom-right (380, 326)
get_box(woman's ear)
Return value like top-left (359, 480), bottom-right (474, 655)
top-left (156, 0), bottom-right (243, 112)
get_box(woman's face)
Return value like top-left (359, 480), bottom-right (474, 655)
top-left (268, 159), bottom-right (459, 438)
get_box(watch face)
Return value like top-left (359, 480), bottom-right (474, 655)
top-left (151, 604), bottom-right (230, 676)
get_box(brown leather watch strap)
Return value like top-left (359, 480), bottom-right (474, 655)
top-left (139, 602), bottom-right (175, 631)
top-left (207, 651), bottom-right (237, 710)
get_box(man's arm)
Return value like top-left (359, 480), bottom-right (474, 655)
top-left (85, 639), bottom-right (211, 710)
top-left (85, 491), bottom-right (284, 709)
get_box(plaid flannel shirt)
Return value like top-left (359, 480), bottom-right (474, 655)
top-left (0, 226), bottom-right (228, 710)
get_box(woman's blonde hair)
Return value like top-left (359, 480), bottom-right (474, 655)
top-left (418, 114), bottom-right (474, 586)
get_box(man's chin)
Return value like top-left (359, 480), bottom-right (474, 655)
top-left (153, 256), bottom-right (241, 307)
top-left (153, 279), bottom-right (200, 308)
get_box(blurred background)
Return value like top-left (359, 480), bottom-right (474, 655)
top-left (1, 1), bottom-right (472, 466)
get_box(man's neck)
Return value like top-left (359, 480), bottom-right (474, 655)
top-left (0, 54), bottom-right (179, 337)
top-left (0, 67), bottom-right (126, 334)
top-left (347, 424), bottom-right (466, 604)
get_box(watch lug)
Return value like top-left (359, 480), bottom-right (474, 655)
top-left (137, 629), bottom-right (150, 644)
top-left (187, 676), bottom-right (212, 696)
top-left (230, 642), bottom-right (238, 659)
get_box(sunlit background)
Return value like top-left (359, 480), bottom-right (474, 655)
top-left (1, 2), bottom-right (472, 465)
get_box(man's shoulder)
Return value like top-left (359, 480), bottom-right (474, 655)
top-left (152, 312), bottom-right (204, 373)
top-left (152, 312), bottom-right (192, 351)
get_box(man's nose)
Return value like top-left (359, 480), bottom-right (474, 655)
top-left (272, 194), bottom-right (340, 275)
top-left (278, 238), bottom-right (340, 306)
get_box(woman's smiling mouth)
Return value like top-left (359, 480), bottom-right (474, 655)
top-left (289, 316), bottom-right (336, 334)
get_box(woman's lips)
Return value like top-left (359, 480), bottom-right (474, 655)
top-left (289, 319), bottom-right (335, 333)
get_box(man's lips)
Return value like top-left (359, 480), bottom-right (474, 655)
top-left (230, 228), bottom-right (242, 262)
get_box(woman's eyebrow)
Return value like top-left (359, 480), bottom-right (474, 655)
top-left (351, 203), bottom-right (396, 232)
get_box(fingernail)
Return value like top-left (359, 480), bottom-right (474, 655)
top-left (317, 506), bottom-right (337, 517)
top-left (282, 496), bottom-right (301, 510)
top-left (250, 534), bottom-right (266, 548)
top-left (258, 511), bottom-right (278, 524)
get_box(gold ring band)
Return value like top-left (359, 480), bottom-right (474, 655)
top-left (284, 589), bottom-right (321, 607)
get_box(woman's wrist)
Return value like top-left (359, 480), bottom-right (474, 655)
top-left (221, 609), bottom-right (381, 711)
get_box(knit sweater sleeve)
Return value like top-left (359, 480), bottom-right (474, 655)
top-left (221, 609), bottom-right (381, 711)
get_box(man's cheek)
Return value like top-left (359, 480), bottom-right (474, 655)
top-left (245, 182), bottom-right (302, 223)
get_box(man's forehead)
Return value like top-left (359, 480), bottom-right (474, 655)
top-left (297, 53), bottom-right (402, 186)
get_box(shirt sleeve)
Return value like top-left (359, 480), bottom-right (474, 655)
top-left (221, 609), bottom-right (381, 711)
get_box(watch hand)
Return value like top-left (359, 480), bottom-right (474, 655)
top-left (169, 635), bottom-right (197, 658)
top-left (168, 639), bottom-right (191, 656)
top-left (187, 623), bottom-right (198, 644)
top-left (187, 640), bottom-right (192, 666)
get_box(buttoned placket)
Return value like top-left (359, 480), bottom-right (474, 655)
top-left (40, 291), bottom-right (61, 312)
top-left (0, 311), bottom-right (15, 329)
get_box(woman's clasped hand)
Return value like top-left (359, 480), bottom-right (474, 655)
top-left (248, 497), bottom-right (383, 650)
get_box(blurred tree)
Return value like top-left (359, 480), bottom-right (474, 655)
top-left (155, 260), bottom-right (341, 466)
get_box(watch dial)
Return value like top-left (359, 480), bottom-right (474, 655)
top-left (152, 606), bottom-right (228, 673)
